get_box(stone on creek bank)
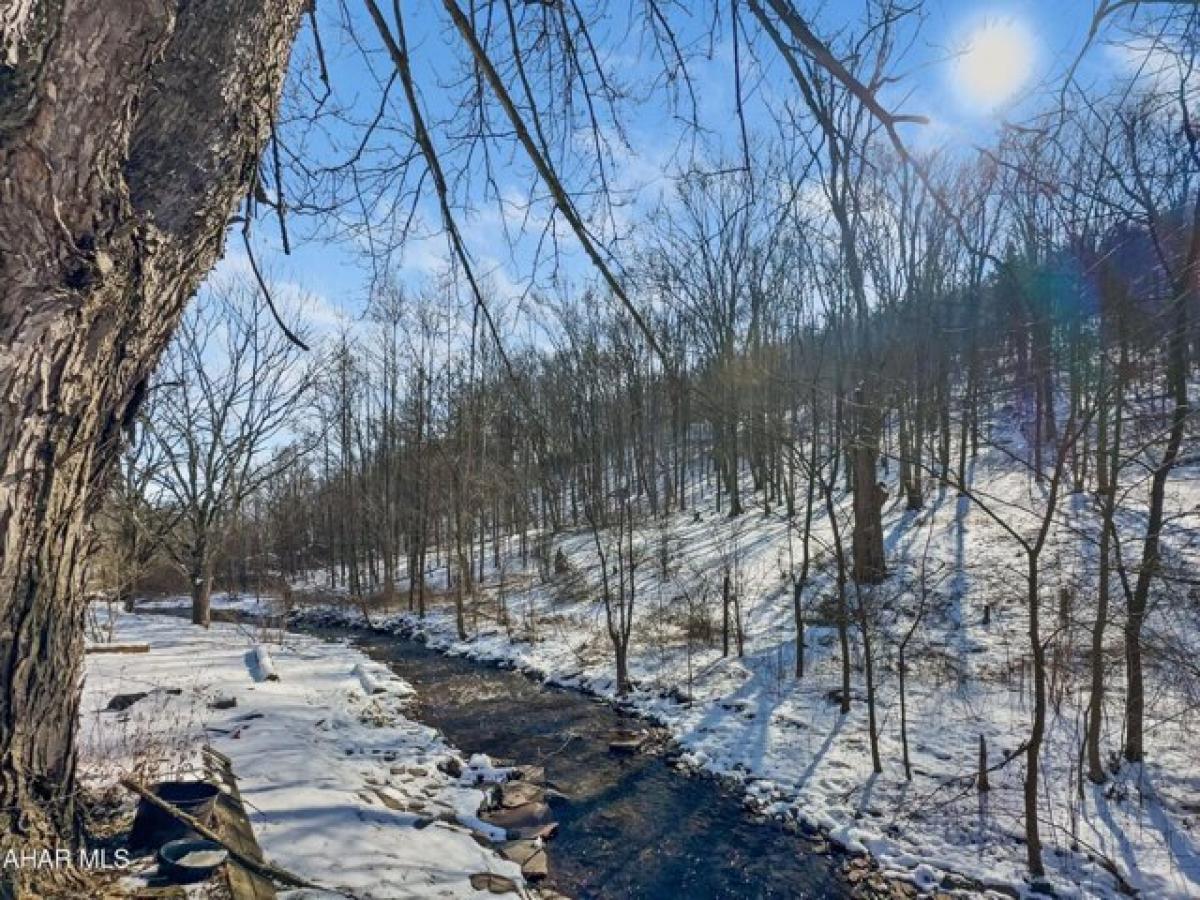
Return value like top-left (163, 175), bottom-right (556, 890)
top-left (367, 787), bottom-right (433, 816)
top-left (608, 728), bottom-right (646, 754)
top-left (482, 800), bottom-right (554, 831)
top-left (481, 768), bottom-right (562, 840)
top-left (842, 855), bottom-right (924, 900)
top-left (501, 839), bottom-right (549, 879)
top-left (513, 821), bottom-right (559, 841)
top-left (511, 764), bottom-right (545, 783)
top-left (470, 872), bottom-right (520, 894)
top-left (499, 780), bottom-right (544, 808)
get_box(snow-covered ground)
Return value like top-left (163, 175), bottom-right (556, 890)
top-left (288, 431), bottom-right (1200, 899)
top-left (79, 610), bottom-right (526, 899)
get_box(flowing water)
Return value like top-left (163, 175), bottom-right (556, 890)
top-left (313, 626), bottom-right (852, 900)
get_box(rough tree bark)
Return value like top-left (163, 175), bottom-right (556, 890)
top-left (189, 537), bottom-right (214, 628)
top-left (0, 0), bottom-right (304, 854)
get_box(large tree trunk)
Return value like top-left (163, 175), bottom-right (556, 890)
top-left (190, 547), bottom-right (214, 629)
top-left (614, 640), bottom-right (630, 697)
top-left (0, 0), bottom-right (304, 856)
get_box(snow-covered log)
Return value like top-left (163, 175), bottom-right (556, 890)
top-left (351, 663), bottom-right (415, 699)
top-left (353, 662), bottom-right (384, 695)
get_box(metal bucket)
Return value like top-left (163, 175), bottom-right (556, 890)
top-left (127, 780), bottom-right (221, 850)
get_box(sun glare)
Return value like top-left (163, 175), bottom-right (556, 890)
top-left (955, 18), bottom-right (1034, 110)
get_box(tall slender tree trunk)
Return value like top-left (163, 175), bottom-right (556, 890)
top-left (1025, 554), bottom-right (1047, 877)
top-left (858, 595), bottom-right (882, 774)
top-left (722, 568), bottom-right (732, 658)
top-left (823, 472), bottom-right (852, 715)
top-left (1125, 276), bottom-right (1190, 764)
top-left (793, 395), bottom-right (819, 678)
top-left (1021, 417), bottom-right (1074, 879)
top-left (0, 0), bottom-right (304, 853)
top-left (898, 400), bottom-right (922, 510)
top-left (1088, 347), bottom-right (1122, 782)
top-left (851, 387), bottom-right (886, 583)
top-left (453, 476), bottom-right (469, 640)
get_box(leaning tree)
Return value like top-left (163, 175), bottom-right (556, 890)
top-left (0, 0), bottom-right (305, 856)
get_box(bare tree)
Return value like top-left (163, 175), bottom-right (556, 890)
top-left (150, 280), bottom-right (311, 626)
top-left (99, 400), bottom-right (176, 613)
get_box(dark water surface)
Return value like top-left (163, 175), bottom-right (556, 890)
top-left (311, 626), bottom-right (850, 900)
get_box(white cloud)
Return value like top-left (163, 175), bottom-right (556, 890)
top-left (1105, 35), bottom-right (1200, 97)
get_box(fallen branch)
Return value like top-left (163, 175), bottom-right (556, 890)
top-left (905, 740), bottom-right (1032, 817)
top-left (119, 778), bottom-right (340, 894)
top-left (86, 643), bottom-right (150, 654)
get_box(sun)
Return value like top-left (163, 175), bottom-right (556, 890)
top-left (955, 18), bottom-right (1035, 109)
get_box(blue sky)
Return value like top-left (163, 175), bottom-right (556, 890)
top-left (210, 1), bottom-right (1140, 343)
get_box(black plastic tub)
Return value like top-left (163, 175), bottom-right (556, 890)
top-left (128, 781), bottom-right (222, 850)
top-left (158, 838), bottom-right (228, 884)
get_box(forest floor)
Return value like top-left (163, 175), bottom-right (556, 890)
top-left (79, 609), bottom-right (528, 899)
top-left (279, 420), bottom-right (1200, 899)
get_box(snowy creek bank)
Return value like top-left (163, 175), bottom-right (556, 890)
top-left (80, 611), bottom-right (530, 899)
top-left (295, 614), bottom-right (916, 900)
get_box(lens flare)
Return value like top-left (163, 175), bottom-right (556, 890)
top-left (955, 19), bottom-right (1034, 109)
